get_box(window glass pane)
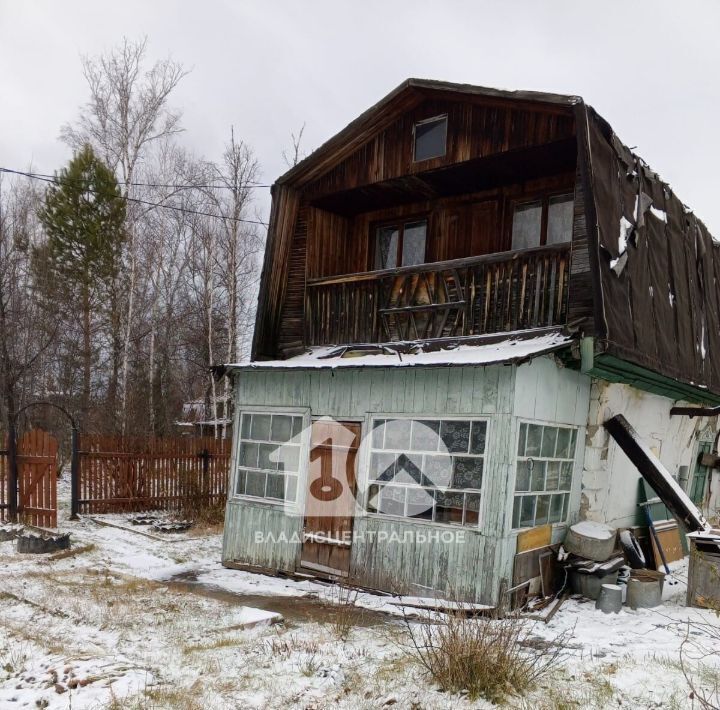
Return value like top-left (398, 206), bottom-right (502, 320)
top-left (549, 493), bottom-right (564, 523)
top-left (291, 416), bottom-right (303, 438)
top-left (559, 461), bottom-right (573, 490)
top-left (239, 442), bottom-right (258, 468)
top-left (395, 454), bottom-right (424, 486)
top-left (512, 496), bottom-right (522, 528)
top-left (372, 419), bottom-right (386, 449)
top-left (379, 485), bottom-right (405, 516)
top-left (411, 420), bottom-right (440, 452)
top-left (530, 461), bottom-right (546, 491)
top-left (385, 418), bottom-right (411, 450)
top-left (241, 414), bottom-right (251, 439)
top-left (520, 496), bottom-right (536, 527)
top-left (511, 201), bottom-right (542, 250)
top-left (246, 470), bottom-right (266, 497)
top-left (370, 452), bottom-right (396, 481)
top-left (414, 116), bottom-right (447, 161)
top-left (435, 490), bottom-right (464, 525)
top-left (285, 476), bottom-right (298, 502)
top-left (555, 428), bottom-right (571, 459)
top-left (535, 495), bottom-right (550, 525)
top-left (541, 427), bottom-right (558, 458)
top-left (547, 194), bottom-right (574, 245)
top-left (258, 443), bottom-right (279, 471)
top-left (266, 473), bottom-right (285, 500)
top-left (440, 420), bottom-right (470, 453)
top-left (470, 421), bottom-right (487, 455)
top-left (270, 415), bottom-right (293, 443)
top-left (464, 493), bottom-right (481, 527)
top-left (525, 424), bottom-right (543, 457)
top-left (515, 461), bottom-right (530, 492)
top-left (235, 469), bottom-right (247, 495)
top-left (250, 414), bottom-right (271, 441)
top-left (453, 457), bottom-right (483, 489)
top-left (375, 226), bottom-right (398, 270)
top-left (401, 220), bottom-right (427, 266)
top-left (424, 454), bottom-right (453, 487)
top-left (407, 488), bottom-right (434, 520)
top-left (545, 461), bottom-right (561, 491)
top-left (367, 483), bottom-right (380, 513)
top-left (281, 444), bottom-right (300, 473)
top-left (517, 423), bottom-right (527, 456)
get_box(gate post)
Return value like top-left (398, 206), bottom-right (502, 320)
top-left (7, 420), bottom-right (18, 522)
top-left (200, 448), bottom-right (210, 506)
top-left (70, 427), bottom-right (80, 520)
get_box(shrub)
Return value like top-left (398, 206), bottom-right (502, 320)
top-left (402, 607), bottom-right (567, 703)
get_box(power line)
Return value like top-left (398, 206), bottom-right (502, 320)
top-left (0, 167), bottom-right (269, 227)
top-left (2, 167), bottom-right (272, 190)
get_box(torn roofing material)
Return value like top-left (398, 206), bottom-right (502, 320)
top-left (223, 330), bottom-right (574, 371)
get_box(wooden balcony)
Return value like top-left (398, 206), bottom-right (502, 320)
top-left (305, 243), bottom-right (571, 346)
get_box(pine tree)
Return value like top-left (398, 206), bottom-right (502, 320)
top-left (38, 145), bottom-right (126, 424)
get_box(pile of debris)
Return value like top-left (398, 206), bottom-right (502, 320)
top-left (562, 520), bottom-right (665, 613)
top-left (0, 523), bottom-right (71, 554)
top-left (126, 512), bottom-right (194, 533)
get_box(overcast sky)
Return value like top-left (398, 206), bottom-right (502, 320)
top-left (2, 0), bottom-right (719, 231)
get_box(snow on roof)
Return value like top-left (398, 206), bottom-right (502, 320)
top-left (224, 330), bottom-right (574, 371)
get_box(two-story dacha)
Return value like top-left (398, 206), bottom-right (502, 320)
top-left (218, 80), bottom-right (720, 605)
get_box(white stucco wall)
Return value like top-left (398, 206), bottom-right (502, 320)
top-left (581, 380), bottom-right (720, 528)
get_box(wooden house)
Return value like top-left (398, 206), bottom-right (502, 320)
top-left (220, 80), bottom-right (720, 605)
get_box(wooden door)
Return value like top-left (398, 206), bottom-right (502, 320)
top-left (300, 420), bottom-right (361, 578)
top-left (17, 429), bottom-right (58, 528)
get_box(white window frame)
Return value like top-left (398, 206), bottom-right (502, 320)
top-left (231, 405), bottom-right (311, 514)
top-left (361, 413), bottom-right (490, 529)
top-left (511, 419), bottom-right (579, 531)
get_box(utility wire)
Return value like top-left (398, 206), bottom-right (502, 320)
top-left (1, 167), bottom-right (272, 190)
top-left (0, 167), bottom-right (269, 226)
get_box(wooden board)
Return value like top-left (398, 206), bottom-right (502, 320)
top-left (516, 524), bottom-right (552, 553)
top-left (650, 520), bottom-right (684, 567)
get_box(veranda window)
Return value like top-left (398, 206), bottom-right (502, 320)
top-left (366, 417), bottom-right (488, 527)
top-left (512, 422), bottom-right (578, 529)
top-left (235, 412), bottom-right (303, 503)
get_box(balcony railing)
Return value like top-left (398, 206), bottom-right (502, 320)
top-left (305, 243), bottom-right (571, 346)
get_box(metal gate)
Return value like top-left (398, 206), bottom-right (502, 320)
top-left (16, 429), bottom-right (58, 527)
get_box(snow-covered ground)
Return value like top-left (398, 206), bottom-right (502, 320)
top-left (1, 489), bottom-right (719, 708)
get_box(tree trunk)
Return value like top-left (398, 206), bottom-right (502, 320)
top-left (82, 282), bottom-right (91, 427)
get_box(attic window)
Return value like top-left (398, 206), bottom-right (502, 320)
top-left (413, 115), bottom-right (447, 162)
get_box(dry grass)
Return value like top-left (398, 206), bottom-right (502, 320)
top-left (401, 607), bottom-right (569, 703)
top-left (327, 583), bottom-right (363, 641)
top-left (105, 684), bottom-right (206, 710)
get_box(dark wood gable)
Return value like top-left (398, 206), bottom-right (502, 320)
top-left (253, 80), bottom-right (593, 361)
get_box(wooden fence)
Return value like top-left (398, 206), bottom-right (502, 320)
top-left (77, 435), bottom-right (231, 514)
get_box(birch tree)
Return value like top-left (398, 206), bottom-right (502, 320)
top-left (61, 36), bottom-right (188, 432)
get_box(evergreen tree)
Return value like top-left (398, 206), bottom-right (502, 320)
top-left (38, 145), bottom-right (126, 423)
